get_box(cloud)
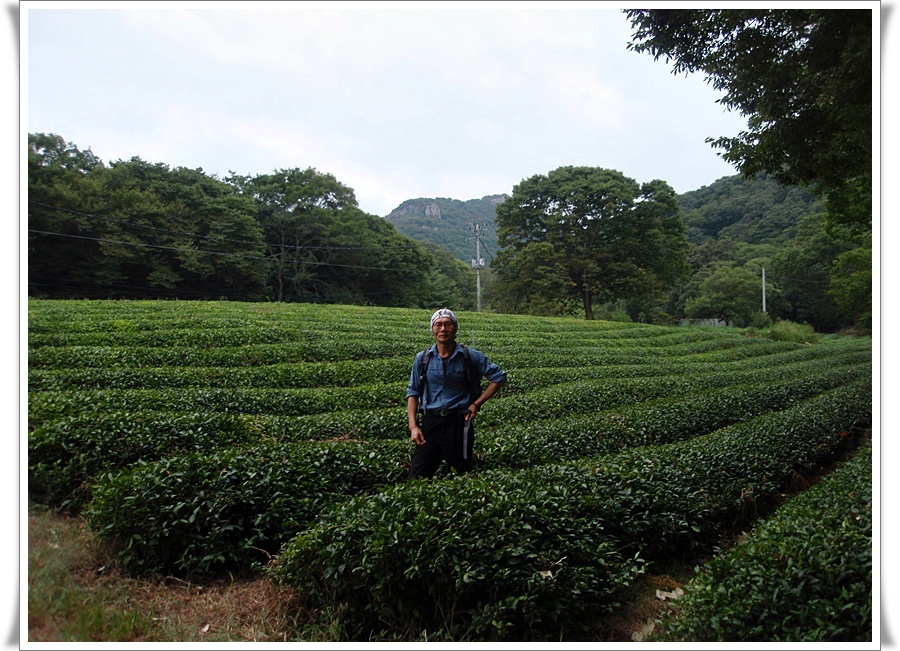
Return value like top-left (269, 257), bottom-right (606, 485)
top-left (25, 2), bottom-right (750, 216)
top-left (555, 69), bottom-right (627, 126)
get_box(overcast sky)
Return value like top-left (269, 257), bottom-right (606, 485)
top-left (23, 1), bottom-right (755, 216)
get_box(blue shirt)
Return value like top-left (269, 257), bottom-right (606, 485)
top-left (406, 343), bottom-right (506, 412)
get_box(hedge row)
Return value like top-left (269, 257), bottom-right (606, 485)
top-left (658, 441), bottom-right (872, 643)
top-left (269, 381), bottom-right (871, 642)
top-left (29, 344), bottom-right (869, 429)
top-left (28, 322), bottom-right (720, 349)
top-left (481, 357), bottom-right (869, 428)
top-left (75, 376), bottom-right (868, 581)
top-left (85, 438), bottom-right (410, 576)
top-left (500, 345), bottom-right (870, 394)
top-left (28, 382), bottom-right (408, 426)
top-left (477, 364), bottom-right (871, 468)
top-left (28, 360), bottom-right (869, 510)
top-left (27, 338), bottom-right (420, 369)
top-left (27, 338), bottom-right (869, 392)
top-left (33, 317), bottom-right (853, 371)
top-left (28, 411), bottom-right (258, 509)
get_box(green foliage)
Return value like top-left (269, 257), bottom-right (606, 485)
top-left (28, 136), bottom-right (448, 306)
top-left (28, 411), bottom-right (256, 510)
top-left (272, 467), bottom-right (648, 641)
top-left (769, 212), bottom-right (856, 331)
top-left (417, 241), bottom-right (478, 311)
top-left (27, 300), bottom-right (873, 641)
top-left (658, 442), bottom-right (872, 642)
top-left (479, 362), bottom-right (869, 468)
top-left (828, 246), bottom-right (872, 330)
top-left (30, 129), bottom-right (868, 334)
top-left (272, 382), bottom-right (870, 640)
top-left (683, 263), bottom-right (764, 326)
top-left (494, 166), bottom-right (689, 319)
top-left (678, 174), bottom-right (823, 246)
top-left (85, 439), bottom-right (409, 576)
top-left (747, 319), bottom-right (821, 344)
top-left (625, 9), bottom-right (872, 233)
top-left (384, 195), bottom-right (504, 263)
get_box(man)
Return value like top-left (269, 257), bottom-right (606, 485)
top-left (406, 308), bottom-right (507, 478)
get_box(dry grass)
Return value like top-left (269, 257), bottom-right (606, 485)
top-left (589, 565), bottom-right (700, 642)
top-left (27, 505), bottom-right (301, 643)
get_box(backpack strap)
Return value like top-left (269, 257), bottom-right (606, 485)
top-left (457, 344), bottom-right (482, 404)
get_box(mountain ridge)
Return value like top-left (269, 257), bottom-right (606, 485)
top-left (383, 174), bottom-right (823, 264)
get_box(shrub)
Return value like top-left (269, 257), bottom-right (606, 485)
top-left (272, 467), bottom-right (647, 641)
top-left (658, 442), bottom-right (872, 642)
top-left (28, 411), bottom-right (255, 510)
top-left (85, 439), bottom-right (409, 576)
top-left (270, 381), bottom-right (871, 641)
top-left (750, 319), bottom-right (821, 344)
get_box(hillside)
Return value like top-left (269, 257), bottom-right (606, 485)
top-left (678, 173), bottom-right (824, 246)
top-left (382, 175), bottom-right (824, 263)
top-left (28, 299), bottom-right (872, 642)
top-left (383, 195), bottom-right (506, 264)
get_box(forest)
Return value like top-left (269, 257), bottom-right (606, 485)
top-left (27, 131), bottom-right (870, 334)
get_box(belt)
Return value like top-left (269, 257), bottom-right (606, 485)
top-left (422, 407), bottom-right (466, 417)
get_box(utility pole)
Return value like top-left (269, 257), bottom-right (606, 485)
top-left (468, 223), bottom-right (485, 312)
top-left (762, 268), bottom-right (767, 313)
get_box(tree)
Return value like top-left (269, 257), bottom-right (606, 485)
top-left (769, 212), bottom-right (856, 332)
top-left (419, 241), bottom-right (478, 311)
top-left (90, 159), bottom-right (268, 299)
top-left (828, 246), bottom-right (872, 330)
top-left (232, 168), bottom-right (437, 307)
top-left (29, 135), bottom-right (270, 300)
top-left (491, 241), bottom-right (577, 317)
top-left (625, 9), bottom-right (873, 232)
top-left (683, 263), bottom-right (768, 327)
top-left (28, 134), bottom-right (107, 296)
top-left (493, 166), bottom-right (689, 320)
top-left (231, 168), bottom-right (359, 302)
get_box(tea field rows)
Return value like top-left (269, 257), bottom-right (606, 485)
top-left (27, 299), bottom-right (873, 641)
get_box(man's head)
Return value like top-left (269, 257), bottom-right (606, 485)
top-left (430, 308), bottom-right (458, 339)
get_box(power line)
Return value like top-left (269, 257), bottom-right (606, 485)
top-left (28, 200), bottom-right (425, 253)
top-left (28, 228), bottom-right (412, 272)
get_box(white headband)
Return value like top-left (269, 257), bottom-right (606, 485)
top-left (430, 308), bottom-right (458, 329)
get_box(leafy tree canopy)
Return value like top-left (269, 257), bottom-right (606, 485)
top-left (625, 9), bottom-right (873, 231)
top-left (494, 166), bottom-right (689, 320)
top-left (228, 168), bottom-right (436, 306)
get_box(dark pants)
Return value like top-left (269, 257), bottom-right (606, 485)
top-left (408, 411), bottom-right (474, 479)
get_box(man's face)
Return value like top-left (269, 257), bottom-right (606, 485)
top-left (431, 317), bottom-right (457, 343)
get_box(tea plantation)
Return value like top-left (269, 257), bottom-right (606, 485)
top-left (27, 299), bottom-right (874, 642)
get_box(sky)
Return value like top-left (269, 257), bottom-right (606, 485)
top-left (20, 0), bottom-right (757, 217)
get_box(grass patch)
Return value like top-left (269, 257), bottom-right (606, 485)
top-left (27, 504), bottom-right (300, 642)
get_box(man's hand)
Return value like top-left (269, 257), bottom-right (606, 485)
top-left (410, 425), bottom-right (426, 445)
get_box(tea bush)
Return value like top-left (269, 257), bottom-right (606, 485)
top-left (271, 381), bottom-right (871, 641)
top-left (26, 300), bottom-right (873, 640)
top-left (28, 359), bottom-right (868, 512)
top-left (28, 410), bottom-right (256, 510)
top-left (85, 438), bottom-right (409, 576)
top-left (658, 441), bottom-right (872, 642)
top-left (28, 382), bottom-right (406, 425)
top-left (478, 364), bottom-right (870, 468)
top-left (273, 465), bottom-right (648, 641)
